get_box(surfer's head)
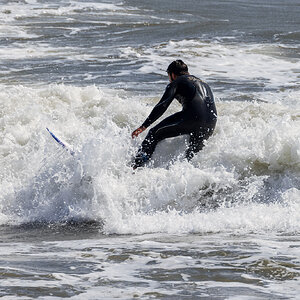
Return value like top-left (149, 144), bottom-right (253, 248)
top-left (166, 60), bottom-right (189, 76)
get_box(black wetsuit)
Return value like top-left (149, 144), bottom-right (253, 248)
top-left (134, 74), bottom-right (217, 167)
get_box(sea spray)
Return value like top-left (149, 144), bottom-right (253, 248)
top-left (1, 84), bottom-right (299, 235)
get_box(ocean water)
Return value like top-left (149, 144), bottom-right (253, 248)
top-left (0, 0), bottom-right (300, 299)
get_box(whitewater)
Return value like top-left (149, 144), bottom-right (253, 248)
top-left (0, 0), bottom-right (300, 299)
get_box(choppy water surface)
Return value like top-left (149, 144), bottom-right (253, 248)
top-left (1, 227), bottom-right (300, 299)
top-left (0, 0), bottom-right (300, 299)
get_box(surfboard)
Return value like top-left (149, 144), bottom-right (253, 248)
top-left (46, 128), bottom-right (75, 156)
top-left (45, 128), bottom-right (96, 184)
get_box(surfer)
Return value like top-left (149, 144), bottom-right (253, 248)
top-left (131, 60), bottom-right (217, 169)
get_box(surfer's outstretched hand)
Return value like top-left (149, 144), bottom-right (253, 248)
top-left (131, 126), bottom-right (146, 139)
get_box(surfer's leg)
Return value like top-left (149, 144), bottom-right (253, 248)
top-left (133, 112), bottom-right (190, 168)
top-left (185, 122), bottom-right (216, 161)
top-left (185, 131), bottom-right (206, 161)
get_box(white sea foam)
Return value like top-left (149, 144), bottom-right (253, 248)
top-left (0, 84), bottom-right (299, 235)
top-left (120, 39), bottom-right (300, 91)
top-left (1, 233), bottom-right (298, 299)
top-left (0, 0), bottom-right (137, 45)
top-left (1, 1), bottom-right (300, 298)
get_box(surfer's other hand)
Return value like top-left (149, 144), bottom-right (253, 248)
top-left (131, 126), bottom-right (146, 139)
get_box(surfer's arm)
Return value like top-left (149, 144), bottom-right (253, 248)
top-left (141, 83), bottom-right (177, 128)
top-left (131, 126), bottom-right (146, 138)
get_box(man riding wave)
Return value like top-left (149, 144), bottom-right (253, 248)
top-left (131, 60), bottom-right (217, 169)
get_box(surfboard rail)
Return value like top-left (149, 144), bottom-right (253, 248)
top-left (46, 128), bottom-right (75, 156)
